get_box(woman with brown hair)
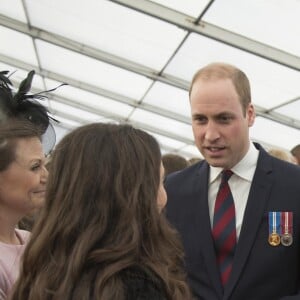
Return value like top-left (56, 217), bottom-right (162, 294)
top-left (11, 123), bottom-right (191, 300)
top-left (0, 69), bottom-right (61, 299)
top-left (0, 120), bottom-right (48, 299)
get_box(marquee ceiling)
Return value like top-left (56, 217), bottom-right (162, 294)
top-left (1, 0), bottom-right (300, 158)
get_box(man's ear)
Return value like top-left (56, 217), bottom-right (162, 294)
top-left (247, 104), bottom-right (255, 127)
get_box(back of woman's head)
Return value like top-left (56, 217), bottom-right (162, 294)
top-left (12, 123), bottom-right (192, 300)
top-left (45, 123), bottom-right (161, 243)
top-left (0, 119), bottom-right (42, 171)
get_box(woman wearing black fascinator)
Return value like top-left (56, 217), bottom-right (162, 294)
top-left (0, 70), bottom-right (64, 299)
top-left (0, 70), bottom-right (62, 155)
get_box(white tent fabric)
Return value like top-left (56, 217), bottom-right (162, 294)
top-left (0, 0), bottom-right (299, 159)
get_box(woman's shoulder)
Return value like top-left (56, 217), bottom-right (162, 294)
top-left (120, 266), bottom-right (167, 300)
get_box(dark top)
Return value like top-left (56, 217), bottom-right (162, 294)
top-left (121, 266), bottom-right (168, 300)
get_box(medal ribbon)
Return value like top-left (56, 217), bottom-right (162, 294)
top-left (269, 212), bottom-right (280, 235)
top-left (281, 211), bottom-right (293, 235)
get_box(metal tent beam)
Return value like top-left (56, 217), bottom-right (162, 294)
top-left (2, 53), bottom-right (299, 130)
top-left (109, 0), bottom-right (300, 71)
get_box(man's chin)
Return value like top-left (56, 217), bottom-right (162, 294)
top-left (206, 157), bottom-right (227, 168)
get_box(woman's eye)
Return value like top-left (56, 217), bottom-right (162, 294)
top-left (31, 164), bottom-right (40, 171)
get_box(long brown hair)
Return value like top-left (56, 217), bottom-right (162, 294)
top-left (11, 123), bottom-right (191, 300)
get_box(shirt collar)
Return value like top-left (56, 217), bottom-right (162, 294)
top-left (209, 142), bottom-right (259, 184)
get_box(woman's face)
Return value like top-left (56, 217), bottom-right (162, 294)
top-left (0, 137), bottom-right (48, 217)
top-left (157, 162), bottom-right (167, 213)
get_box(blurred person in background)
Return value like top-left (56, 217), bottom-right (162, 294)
top-left (188, 157), bottom-right (203, 166)
top-left (291, 144), bottom-right (300, 165)
top-left (268, 148), bottom-right (297, 164)
top-left (162, 153), bottom-right (189, 176)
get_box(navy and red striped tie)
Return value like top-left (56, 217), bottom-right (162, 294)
top-left (212, 170), bottom-right (236, 286)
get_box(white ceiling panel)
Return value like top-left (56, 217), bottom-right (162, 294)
top-left (164, 33), bottom-right (300, 109)
top-left (36, 40), bottom-right (153, 100)
top-left (274, 100), bottom-right (300, 122)
top-left (0, 0), bottom-right (27, 22)
top-left (0, 26), bottom-right (37, 65)
top-left (26, 0), bottom-right (186, 70)
top-left (143, 82), bottom-right (190, 117)
top-left (250, 117), bottom-right (300, 150)
top-left (130, 108), bottom-right (194, 140)
top-left (0, 0), bottom-right (299, 158)
top-left (150, 132), bottom-right (187, 149)
top-left (45, 78), bottom-right (134, 119)
top-left (50, 101), bottom-right (104, 123)
top-left (203, 0), bottom-right (300, 57)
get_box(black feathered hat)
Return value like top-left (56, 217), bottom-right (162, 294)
top-left (0, 70), bottom-right (65, 154)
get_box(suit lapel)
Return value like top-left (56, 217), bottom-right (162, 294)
top-left (197, 162), bottom-right (223, 298)
top-left (223, 147), bottom-right (273, 300)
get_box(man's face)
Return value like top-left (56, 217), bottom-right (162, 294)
top-left (190, 78), bottom-right (255, 169)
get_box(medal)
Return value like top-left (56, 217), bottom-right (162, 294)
top-left (280, 212), bottom-right (293, 247)
top-left (281, 233), bottom-right (293, 246)
top-left (268, 232), bottom-right (281, 246)
top-left (268, 212), bottom-right (281, 246)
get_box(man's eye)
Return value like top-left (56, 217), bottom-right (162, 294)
top-left (194, 117), bottom-right (206, 123)
top-left (219, 116), bottom-right (232, 122)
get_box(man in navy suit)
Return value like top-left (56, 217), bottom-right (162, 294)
top-left (165, 62), bottom-right (300, 300)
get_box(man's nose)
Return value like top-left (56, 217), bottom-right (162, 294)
top-left (204, 122), bottom-right (220, 142)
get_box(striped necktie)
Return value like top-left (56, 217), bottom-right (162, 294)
top-left (212, 170), bottom-right (236, 286)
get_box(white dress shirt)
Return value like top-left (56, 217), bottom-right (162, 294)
top-left (208, 142), bottom-right (259, 239)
